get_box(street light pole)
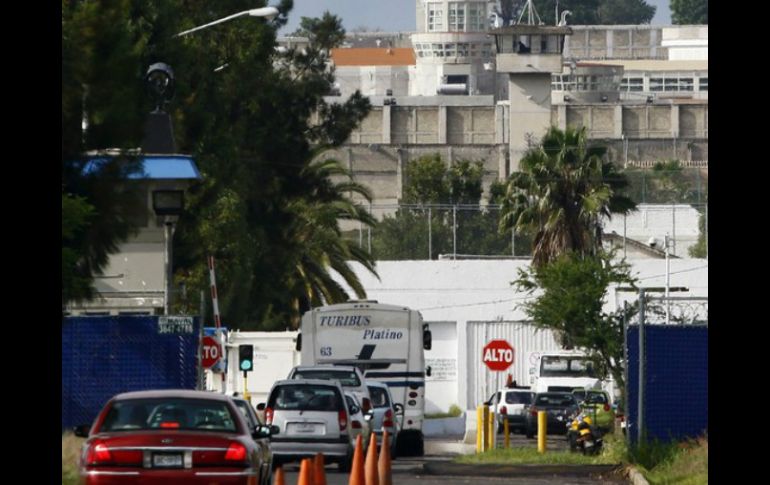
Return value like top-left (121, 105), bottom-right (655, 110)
top-left (175, 7), bottom-right (279, 37)
top-left (164, 219), bottom-right (176, 315)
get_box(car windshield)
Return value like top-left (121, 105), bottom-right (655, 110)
top-left (268, 385), bottom-right (342, 412)
top-left (368, 386), bottom-right (391, 408)
top-left (540, 356), bottom-right (597, 378)
top-left (584, 392), bottom-right (608, 404)
top-left (100, 398), bottom-right (238, 433)
top-left (233, 400), bottom-right (260, 426)
top-left (535, 394), bottom-right (577, 407)
top-left (293, 369), bottom-right (361, 387)
top-left (505, 392), bottom-right (533, 405)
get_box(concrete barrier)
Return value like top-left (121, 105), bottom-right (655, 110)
top-left (423, 414), bottom-right (466, 438)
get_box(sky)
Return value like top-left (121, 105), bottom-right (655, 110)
top-left (279, 0), bottom-right (672, 35)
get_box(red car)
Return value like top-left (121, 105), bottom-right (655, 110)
top-left (74, 389), bottom-right (276, 484)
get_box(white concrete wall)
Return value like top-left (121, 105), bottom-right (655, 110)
top-left (603, 204), bottom-right (701, 257)
top-left (333, 259), bottom-right (708, 410)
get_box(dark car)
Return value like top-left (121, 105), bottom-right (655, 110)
top-left (74, 389), bottom-right (276, 484)
top-left (525, 392), bottom-right (580, 438)
top-left (232, 397), bottom-right (274, 479)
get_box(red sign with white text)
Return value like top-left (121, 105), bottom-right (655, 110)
top-left (483, 340), bottom-right (514, 371)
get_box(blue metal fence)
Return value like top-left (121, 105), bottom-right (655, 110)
top-left (62, 315), bottom-right (199, 429)
top-left (627, 324), bottom-right (708, 443)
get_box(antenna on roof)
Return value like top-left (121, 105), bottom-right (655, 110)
top-left (517, 0), bottom-right (544, 25)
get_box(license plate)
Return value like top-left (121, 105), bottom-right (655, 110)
top-left (153, 453), bottom-right (183, 468)
top-left (289, 422), bottom-right (321, 434)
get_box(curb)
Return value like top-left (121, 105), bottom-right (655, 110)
top-left (626, 465), bottom-right (650, 485)
top-left (422, 461), bottom-right (622, 478)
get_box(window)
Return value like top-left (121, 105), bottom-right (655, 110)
top-left (621, 77), bottom-right (644, 92)
top-left (445, 43), bottom-right (457, 57)
top-left (446, 74), bottom-right (468, 85)
top-left (457, 43), bottom-right (469, 57)
top-left (468, 4), bottom-right (485, 31)
top-left (649, 77), bottom-right (664, 92)
top-left (428, 3), bottom-right (444, 31)
top-left (268, 385), bottom-right (341, 412)
top-left (540, 356), bottom-right (597, 378)
top-left (292, 369), bottom-right (361, 386)
top-left (505, 392), bottom-right (533, 405)
top-left (680, 78), bottom-right (694, 91)
top-left (449, 3), bottom-right (465, 31)
top-left (664, 78), bottom-right (678, 91)
top-left (432, 43), bottom-right (444, 57)
top-left (699, 77), bottom-right (708, 91)
top-left (368, 387), bottom-right (391, 408)
top-left (101, 398), bottom-right (238, 433)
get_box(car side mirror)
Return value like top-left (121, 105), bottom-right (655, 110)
top-left (423, 325), bottom-right (432, 350)
top-left (393, 403), bottom-right (404, 415)
top-left (73, 424), bottom-right (90, 438)
top-left (425, 365), bottom-right (432, 377)
top-left (295, 333), bottom-right (302, 351)
top-left (256, 402), bottom-right (266, 411)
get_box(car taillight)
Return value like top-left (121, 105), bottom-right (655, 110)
top-left (352, 420), bottom-right (362, 429)
top-left (362, 398), bottom-right (372, 414)
top-left (224, 443), bottom-right (248, 463)
top-left (86, 441), bottom-right (112, 465)
top-left (160, 422), bottom-right (180, 429)
top-left (265, 407), bottom-right (273, 425)
top-left (338, 410), bottom-right (348, 430)
top-left (604, 404), bottom-right (610, 412)
top-left (383, 409), bottom-right (394, 428)
top-left (500, 405), bottom-right (507, 415)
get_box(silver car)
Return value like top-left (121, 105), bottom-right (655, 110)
top-left (259, 379), bottom-right (356, 471)
top-left (367, 381), bottom-right (400, 458)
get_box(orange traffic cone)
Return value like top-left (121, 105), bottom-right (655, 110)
top-left (365, 432), bottom-right (379, 485)
top-left (298, 458), bottom-right (314, 485)
top-left (378, 431), bottom-right (392, 485)
top-left (348, 434), bottom-right (365, 485)
top-left (274, 466), bottom-right (286, 485)
top-left (313, 453), bottom-right (327, 485)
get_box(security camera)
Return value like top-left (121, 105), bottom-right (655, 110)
top-left (648, 237), bottom-right (658, 248)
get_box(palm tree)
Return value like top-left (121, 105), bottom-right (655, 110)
top-left (283, 157), bottom-right (378, 328)
top-left (499, 126), bottom-right (635, 268)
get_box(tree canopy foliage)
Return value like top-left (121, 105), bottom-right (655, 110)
top-left (499, 126), bottom-right (636, 269)
top-left (495, 0), bottom-right (656, 25)
top-left (62, 0), bottom-right (376, 328)
top-left (670, 0), bottom-right (708, 24)
top-left (515, 251), bottom-right (637, 402)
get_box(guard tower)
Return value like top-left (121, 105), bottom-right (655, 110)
top-left (489, 0), bottom-right (572, 172)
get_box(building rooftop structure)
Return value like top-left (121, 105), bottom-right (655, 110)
top-left (331, 48), bottom-right (416, 66)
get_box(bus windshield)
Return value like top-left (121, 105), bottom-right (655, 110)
top-left (540, 356), bottom-right (597, 378)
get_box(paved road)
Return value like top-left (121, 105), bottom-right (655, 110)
top-left (277, 434), bottom-right (627, 484)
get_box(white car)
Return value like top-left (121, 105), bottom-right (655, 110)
top-left (287, 365), bottom-right (373, 417)
top-left (486, 387), bottom-right (535, 434)
top-left (367, 381), bottom-right (399, 458)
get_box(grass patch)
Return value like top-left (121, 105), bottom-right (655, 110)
top-left (455, 438), bottom-right (622, 465)
top-left (62, 432), bottom-right (85, 485)
top-left (426, 404), bottom-right (463, 419)
top-left (634, 437), bottom-right (708, 485)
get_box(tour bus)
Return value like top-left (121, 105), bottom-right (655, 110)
top-left (296, 300), bottom-right (432, 456)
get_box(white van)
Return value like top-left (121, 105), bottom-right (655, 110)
top-left (296, 300), bottom-right (431, 456)
top-left (529, 351), bottom-right (613, 400)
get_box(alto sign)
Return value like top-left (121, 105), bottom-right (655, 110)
top-left (202, 336), bottom-right (223, 369)
top-left (482, 339), bottom-right (515, 371)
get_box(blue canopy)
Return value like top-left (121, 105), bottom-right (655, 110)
top-left (82, 154), bottom-right (201, 180)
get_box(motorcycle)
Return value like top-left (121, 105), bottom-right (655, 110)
top-left (567, 414), bottom-right (604, 455)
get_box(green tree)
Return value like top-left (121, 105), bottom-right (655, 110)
top-left (670, 0), bottom-right (708, 24)
top-left (499, 126), bottom-right (636, 269)
top-left (515, 251), bottom-right (637, 403)
top-left (373, 155), bottom-right (519, 259)
top-left (62, 1), bottom-right (376, 328)
top-left (531, 0), bottom-right (654, 25)
top-left (61, 0), bottom-right (152, 306)
top-left (688, 209), bottom-right (708, 258)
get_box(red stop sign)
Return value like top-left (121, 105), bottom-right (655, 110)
top-left (483, 340), bottom-right (514, 371)
top-left (202, 336), bottom-right (222, 369)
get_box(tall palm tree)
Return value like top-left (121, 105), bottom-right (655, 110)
top-left (499, 126), bottom-right (635, 268)
top-left (284, 157), bottom-right (378, 328)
